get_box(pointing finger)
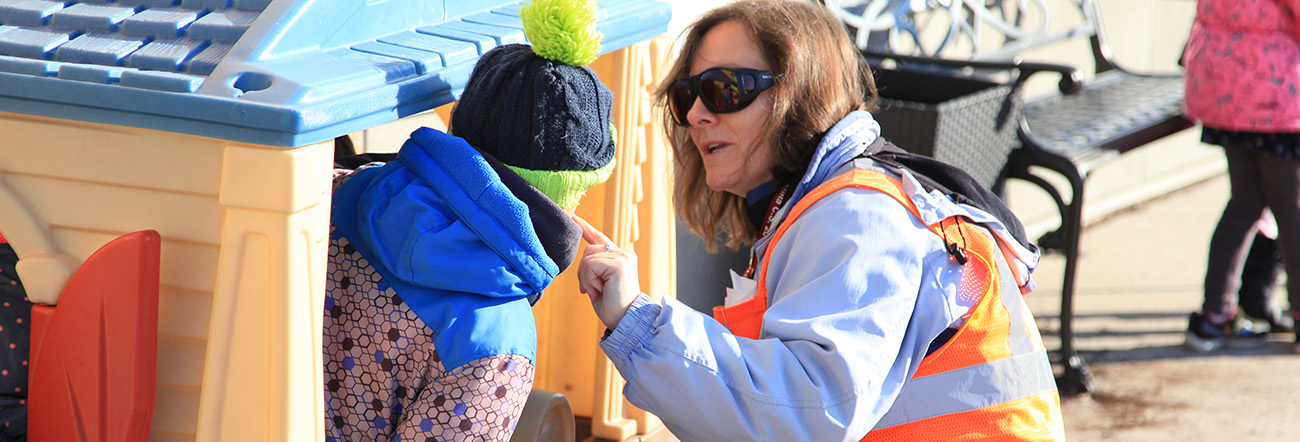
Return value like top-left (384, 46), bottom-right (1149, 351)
top-left (571, 214), bottom-right (613, 247)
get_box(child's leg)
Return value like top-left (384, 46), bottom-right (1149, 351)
top-left (1254, 153), bottom-right (1300, 341)
top-left (1203, 145), bottom-right (1268, 319)
top-left (1237, 233), bottom-right (1289, 330)
top-left (398, 354), bottom-right (535, 442)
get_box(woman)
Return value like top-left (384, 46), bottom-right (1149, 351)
top-left (574, 1), bottom-right (1064, 440)
top-left (1182, 0), bottom-right (1300, 352)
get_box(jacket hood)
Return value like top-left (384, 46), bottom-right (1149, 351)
top-left (790, 110), bottom-right (882, 205)
top-left (330, 127), bottom-right (576, 369)
top-left (333, 127), bottom-right (561, 304)
top-left (753, 111), bottom-right (881, 254)
top-left (478, 149), bottom-right (582, 276)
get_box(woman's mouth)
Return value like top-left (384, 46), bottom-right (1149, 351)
top-left (704, 142), bottom-right (726, 154)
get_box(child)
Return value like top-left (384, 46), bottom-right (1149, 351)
top-left (323, 0), bottom-right (616, 440)
top-left (1183, 0), bottom-right (1300, 353)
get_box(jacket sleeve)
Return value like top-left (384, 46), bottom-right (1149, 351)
top-left (600, 188), bottom-right (964, 442)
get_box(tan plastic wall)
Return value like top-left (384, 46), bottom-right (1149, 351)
top-left (0, 38), bottom-right (672, 442)
top-left (0, 112), bottom-right (333, 441)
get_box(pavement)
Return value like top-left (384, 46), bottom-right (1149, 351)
top-left (1023, 172), bottom-right (1300, 441)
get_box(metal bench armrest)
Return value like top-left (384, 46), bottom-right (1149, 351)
top-left (861, 49), bottom-right (1086, 95)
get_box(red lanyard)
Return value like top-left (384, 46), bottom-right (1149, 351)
top-left (743, 184), bottom-right (790, 279)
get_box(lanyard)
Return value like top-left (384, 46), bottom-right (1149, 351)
top-left (743, 183), bottom-right (790, 279)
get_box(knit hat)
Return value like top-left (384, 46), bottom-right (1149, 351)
top-left (450, 0), bottom-right (616, 209)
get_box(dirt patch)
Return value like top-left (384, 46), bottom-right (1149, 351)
top-left (1062, 365), bottom-right (1191, 438)
top-left (1092, 390), bottom-right (1183, 428)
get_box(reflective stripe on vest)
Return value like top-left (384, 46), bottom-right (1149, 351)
top-left (712, 169), bottom-right (1064, 441)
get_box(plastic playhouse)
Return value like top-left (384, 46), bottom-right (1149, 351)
top-left (0, 0), bottom-right (675, 440)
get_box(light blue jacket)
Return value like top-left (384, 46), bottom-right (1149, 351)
top-left (600, 111), bottom-right (1039, 441)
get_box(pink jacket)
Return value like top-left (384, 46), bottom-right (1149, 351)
top-left (1183, 0), bottom-right (1300, 133)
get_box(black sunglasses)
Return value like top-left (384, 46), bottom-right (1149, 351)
top-left (668, 67), bottom-right (776, 126)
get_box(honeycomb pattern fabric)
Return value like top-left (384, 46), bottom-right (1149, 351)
top-left (325, 168), bottom-right (534, 442)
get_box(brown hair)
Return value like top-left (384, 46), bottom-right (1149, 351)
top-left (656, 0), bottom-right (877, 251)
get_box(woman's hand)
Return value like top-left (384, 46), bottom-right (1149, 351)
top-left (572, 214), bottom-right (643, 330)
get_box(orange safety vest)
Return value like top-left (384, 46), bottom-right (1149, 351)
top-left (712, 169), bottom-right (1065, 441)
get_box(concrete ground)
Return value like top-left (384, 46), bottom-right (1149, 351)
top-left (1025, 173), bottom-right (1300, 441)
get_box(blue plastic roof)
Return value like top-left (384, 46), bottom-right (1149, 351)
top-left (0, 0), bottom-right (671, 147)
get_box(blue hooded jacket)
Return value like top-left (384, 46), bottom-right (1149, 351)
top-left (330, 127), bottom-right (567, 370)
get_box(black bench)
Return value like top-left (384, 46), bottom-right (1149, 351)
top-left (824, 0), bottom-right (1194, 395)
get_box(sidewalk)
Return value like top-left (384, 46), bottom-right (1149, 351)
top-left (1023, 173), bottom-right (1300, 440)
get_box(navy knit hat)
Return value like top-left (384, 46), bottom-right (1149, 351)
top-left (450, 0), bottom-right (616, 209)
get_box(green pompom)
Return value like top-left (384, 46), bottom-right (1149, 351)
top-left (520, 0), bottom-right (603, 67)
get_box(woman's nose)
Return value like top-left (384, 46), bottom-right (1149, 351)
top-left (686, 97), bottom-right (716, 127)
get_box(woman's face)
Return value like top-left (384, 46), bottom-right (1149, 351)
top-left (685, 20), bottom-right (777, 197)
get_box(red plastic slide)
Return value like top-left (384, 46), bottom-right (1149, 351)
top-left (28, 230), bottom-right (160, 442)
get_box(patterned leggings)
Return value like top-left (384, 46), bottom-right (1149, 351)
top-left (324, 235), bottom-right (535, 442)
